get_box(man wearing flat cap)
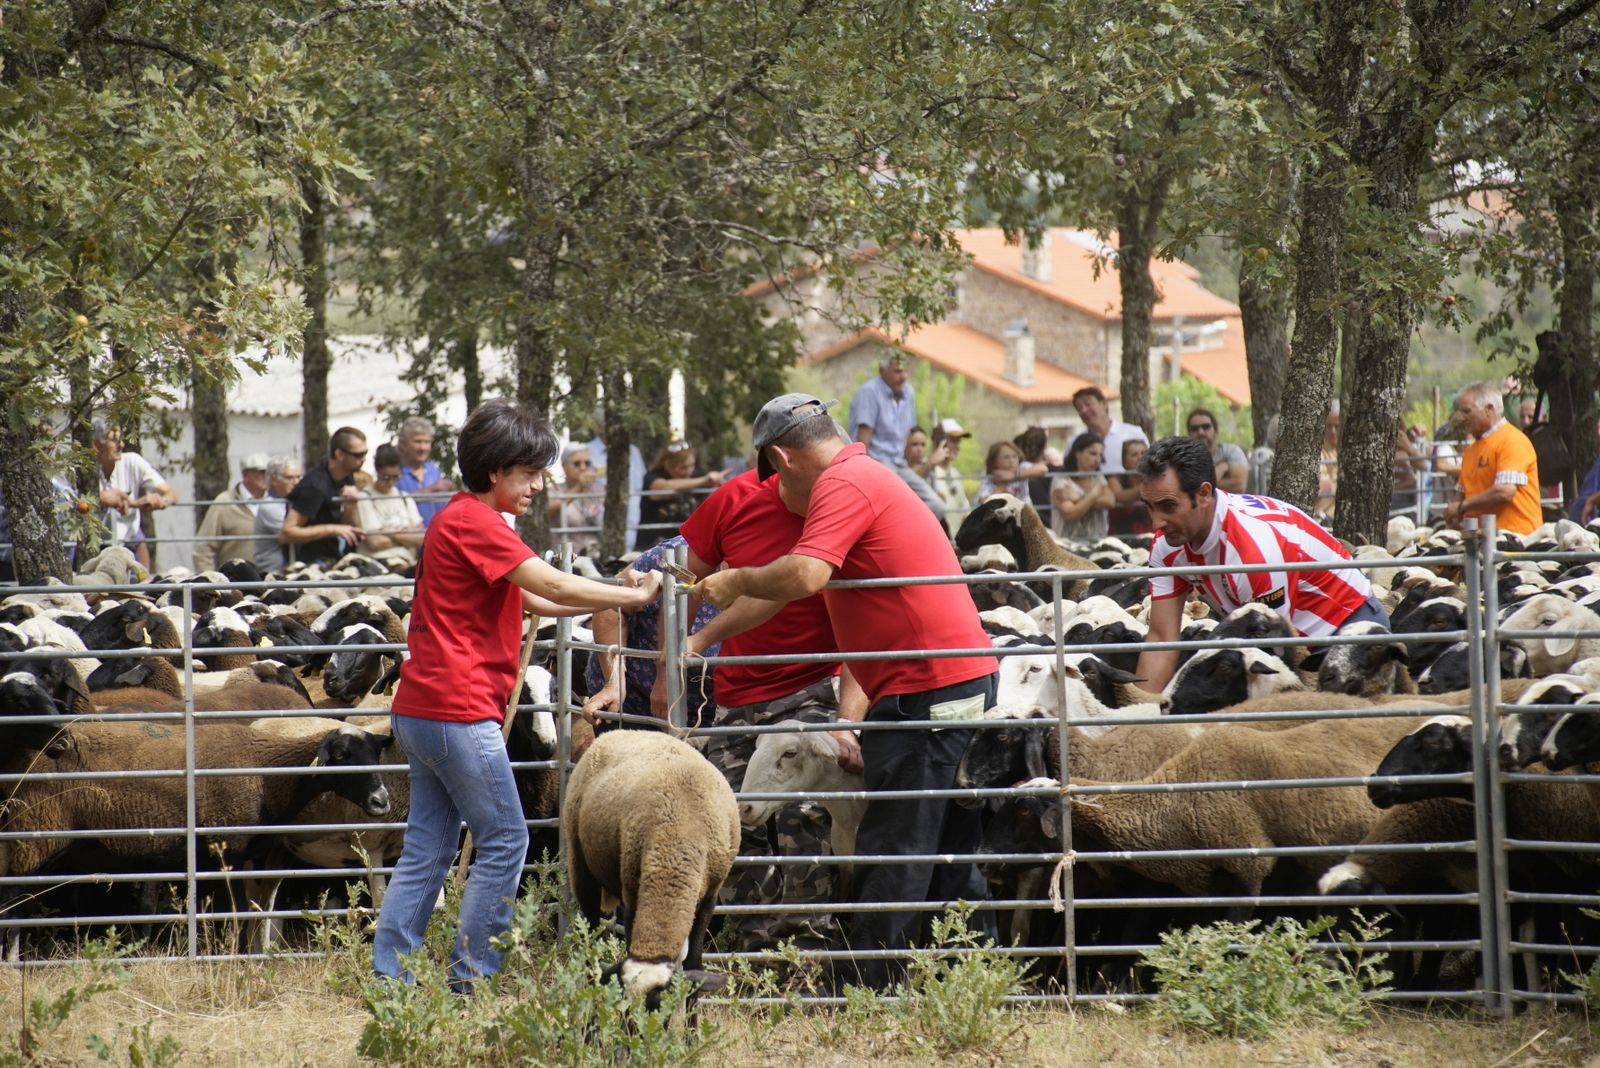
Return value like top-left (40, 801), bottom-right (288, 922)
top-left (699, 391), bottom-right (999, 989)
top-left (192, 452), bottom-right (272, 572)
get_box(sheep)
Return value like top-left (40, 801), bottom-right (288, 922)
top-left (562, 730), bottom-right (739, 1004)
top-left (0, 618), bottom-right (99, 690)
top-left (1499, 675), bottom-right (1596, 768)
top-left (738, 728), bottom-right (865, 857)
top-left (953, 495), bottom-right (1097, 597)
top-left (1065, 715), bottom-right (1429, 907)
top-left (88, 656), bottom-right (314, 716)
top-left (1415, 640), bottom-right (1532, 696)
top-left (189, 606), bottom-right (259, 672)
top-left (1163, 647), bottom-right (1305, 715)
top-left (960, 545), bottom-right (1017, 573)
top-left (1499, 595), bottom-right (1600, 676)
top-left (77, 599), bottom-right (182, 659)
top-left (995, 651), bottom-right (1162, 731)
top-left (1389, 596), bottom-right (1467, 673)
top-left (1318, 797), bottom-right (1478, 898)
top-left (0, 672), bottom-right (77, 757)
top-left (1298, 622), bottom-right (1417, 697)
top-left (978, 606), bottom-right (1041, 638)
top-left (1540, 694), bottom-right (1600, 770)
top-left (1, 586), bottom-right (91, 616)
top-left (0, 718), bottom-right (394, 880)
top-left (956, 710), bottom-right (1207, 793)
top-left (317, 623), bottom-right (405, 705)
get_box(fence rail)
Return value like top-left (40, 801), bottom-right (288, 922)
top-left (1, 516), bottom-right (1595, 1016)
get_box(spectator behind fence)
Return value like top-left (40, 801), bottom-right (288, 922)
top-left (1444, 381), bottom-right (1542, 535)
top-left (395, 416), bottom-right (455, 528)
top-left (1014, 425), bottom-right (1056, 509)
top-left (976, 439), bottom-right (1030, 500)
top-left (1573, 422), bottom-right (1600, 524)
top-left (1248, 414), bottom-right (1279, 497)
top-left (1390, 426), bottom-right (1427, 516)
top-left (927, 418), bottom-right (971, 533)
top-left (192, 452), bottom-right (270, 572)
top-left (280, 427), bottom-right (367, 565)
top-left (847, 354), bottom-right (947, 522)
top-left (1315, 405), bottom-right (1340, 519)
top-left (1050, 432), bottom-right (1114, 543)
top-left (587, 412), bottom-right (646, 549)
top-left (636, 438), bottom-right (727, 551)
top-left (903, 425), bottom-right (931, 476)
top-left (1106, 438), bottom-right (1152, 536)
top-left (1134, 436), bottom-right (1387, 694)
top-left (354, 443), bottom-right (426, 564)
top-left (1072, 386), bottom-right (1147, 475)
top-left (1187, 407), bottom-right (1248, 493)
top-left (697, 391), bottom-right (999, 991)
top-left (92, 417), bottom-right (177, 570)
top-left (252, 459), bottom-right (303, 574)
top-left (548, 443), bottom-right (602, 551)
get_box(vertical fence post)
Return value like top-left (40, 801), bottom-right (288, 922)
top-left (1461, 519), bottom-right (1503, 1011)
top-left (555, 544), bottom-right (574, 937)
top-left (662, 564), bottom-right (684, 732)
top-left (1050, 574), bottom-right (1076, 1001)
top-left (1479, 516), bottom-right (1514, 1015)
top-left (181, 583), bottom-right (199, 959)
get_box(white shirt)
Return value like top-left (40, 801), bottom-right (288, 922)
top-left (100, 452), bottom-right (165, 546)
top-left (1100, 420), bottom-right (1149, 475)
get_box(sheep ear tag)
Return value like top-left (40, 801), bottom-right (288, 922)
top-left (309, 755), bottom-right (320, 767)
top-left (141, 627), bottom-right (151, 645)
top-left (257, 636), bottom-right (272, 648)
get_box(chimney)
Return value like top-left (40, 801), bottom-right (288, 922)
top-left (1003, 320), bottom-right (1035, 388)
top-left (1021, 232), bottom-right (1053, 284)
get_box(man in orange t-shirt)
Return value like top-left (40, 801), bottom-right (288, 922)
top-left (1444, 381), bottom-right (1542, 535)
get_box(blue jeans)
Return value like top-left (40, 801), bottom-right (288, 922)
top-left (372, 714), bottom-right (530, 989)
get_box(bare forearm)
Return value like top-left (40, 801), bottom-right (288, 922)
top-left (837, 665), bottom-right (869, 722)
top-left (1460, 484), bottom-right (1517, 515)
top-left (735, 556), bottom-right (829, 603)
top-left (686, 595), bottom-right (783, 654)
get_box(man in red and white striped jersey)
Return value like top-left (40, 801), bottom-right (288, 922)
top-left (1133, 436), bottom-right (1390, 692)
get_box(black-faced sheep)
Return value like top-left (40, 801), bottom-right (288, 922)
top-left (954, 495), bottom-right (1097, 598)
top-left (1415, 640), bottom-right (1531, 696)
top-left (1163, 647), bottom-right (1305, 715)
top-left (562, 730), bottom-right (739, 1005)
top-left (1540, 695), bottom-right (1600, 770)
top-left (1499, 675), bottom-right (1594, 768)
top-left (1298, 622), bottom-right (1416, 697)
top-left (77, 599), bottom-right (182, 657)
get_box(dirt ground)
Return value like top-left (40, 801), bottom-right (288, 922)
top-left (4, 960), bottom-right (1599, 1067)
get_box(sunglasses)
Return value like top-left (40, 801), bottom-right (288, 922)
top-left (341, 448), bottom-right (368, 461)
top-left (375, 473), bottom-right (399, 483)
top-left (666, 440), bottom-right (693, 454)
top-left (569, 459), bottom-right (593, 468)
top-left (1187, 423), bottom-right (1213, 432)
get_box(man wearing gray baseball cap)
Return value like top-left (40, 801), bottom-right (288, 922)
top-left (701, 390), bottom-right (999, 990)
top-left (193, 451), bottom-right (272, 571)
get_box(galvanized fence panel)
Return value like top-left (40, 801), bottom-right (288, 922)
top-left (5, 526), bottom-right (1597, 1016)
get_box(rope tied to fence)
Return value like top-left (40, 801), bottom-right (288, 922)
top-left (1047, 850), bottom-right (1078, 913)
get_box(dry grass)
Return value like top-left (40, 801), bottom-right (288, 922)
top-left (4, 959), bottom-right (1599, 1067)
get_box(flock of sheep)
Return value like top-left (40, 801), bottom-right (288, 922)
top-left (5, 497), bottom-right (1600, 1000)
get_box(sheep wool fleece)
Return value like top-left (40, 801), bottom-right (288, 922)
top-left (392, 492), bottom-right (533, 723)
top-left (564, 730), bottom-right (740, 968)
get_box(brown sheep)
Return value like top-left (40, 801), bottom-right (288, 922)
top-left (1067, 715), bottom-right (1431, 911)
top-left (563, 730), bottom-right (738, 1005)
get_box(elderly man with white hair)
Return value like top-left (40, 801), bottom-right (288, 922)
top-left (1444, 380), bottom-right (1542, 536)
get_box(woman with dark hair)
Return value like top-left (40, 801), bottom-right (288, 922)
top-left (1106, 438), bottom-right (1153, 536)
top-left (1049, 432), bottom-right (1114, 543)
top-left (373, 399), bottom-right (661, 995)
top-left (636, 438), bottom-right (727, 550)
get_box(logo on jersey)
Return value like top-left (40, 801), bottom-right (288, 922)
top-left (1254, 588), bottom-right (1287, 608)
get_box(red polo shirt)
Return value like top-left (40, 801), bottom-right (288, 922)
top-left (393, 493), bottom-right (534, 723)
top-left (681, 470), bottom-right (839, 707)
top-left (790, 443), bottom-right (996, 704)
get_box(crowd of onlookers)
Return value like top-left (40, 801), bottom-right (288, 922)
top-left (6, 370), bottom-right (1600, 584)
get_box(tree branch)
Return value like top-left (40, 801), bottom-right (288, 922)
top-left (93, 31), bottom-right (226, 80)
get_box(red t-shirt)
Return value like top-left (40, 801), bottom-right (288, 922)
top-left (791, 444), bottom-right (996, 704)
top-left (392, 493), bottom-right (534, 723)
top-left (680, 470), bottom-right (839, 707)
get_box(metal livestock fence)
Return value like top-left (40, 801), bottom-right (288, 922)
top-left (0, 518), bottom-right (1595, 1017)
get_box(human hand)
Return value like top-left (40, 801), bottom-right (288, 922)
top-left (929, 441), bottom-right (951, 466)
top-left (1583, 494), bottom-right (1600, 525)
top-left (581, 682), bottom-right (621, 727)
top-left (629, 569), bottom-right (662, 607)
top-left (707, 470), bottom-right (729, 487)
top-left (649, 671), bottom-right (669, 720)
top-left (425, 477), bottom-right (455, 493)
top-left (100, 487), bottom-right (132, 514)
top-left (832, 729), bottom-right (864, 774)
top-left (332, 524), bottom-right (365, 543)
top-left (141, 494), bottom-right (169, 512)
top-left (696, 569), bottom-right (743, 610)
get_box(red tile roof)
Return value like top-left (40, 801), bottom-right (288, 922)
top-left (804, 323), bottom-right (1109, 405)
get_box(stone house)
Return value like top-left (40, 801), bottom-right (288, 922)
top-left (751, 227), bottom-right (1252, 451)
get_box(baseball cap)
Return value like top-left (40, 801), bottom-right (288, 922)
top-left (240, 452), bottom-right (270, 472)
top-left (752, 393), bottom-right (838, 481)
top-left (935, 418), bottom-right (968, 439)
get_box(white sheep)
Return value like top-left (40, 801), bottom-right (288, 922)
top-left (1500, 594), bottom-right (1600, 675)
top-left (979, 606), bottom-right (1042, 637)
top-left (995, 651), bottom-right (1163, 733)
top-left (563, 730), bottom-right (739, 1004)
top-left (738, 728), bottom-right (866, 857)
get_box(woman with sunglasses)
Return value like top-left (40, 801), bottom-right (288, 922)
top-left (353, 442), bottom-right (426, 563)
top-left (636, 437), bottom-right (726, 550)
top-left (547, 443), bottom-right (603, 549)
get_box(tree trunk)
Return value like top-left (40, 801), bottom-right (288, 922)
top-left (456, 331), bottom-right (482, 414)
top-left (1555, 195), bottom-right (1596, 502)
top-left (1270, 0), bottom-right (1373, 509)
top-left (601, 367), bottom-right (632, 560)
top-left (0, 421), bottom-right (71, 583)
top-left (1115, 189), bottom-right (1158, 438)
top-left (1238, 261), bottom-right (1290, 449)
top-left (299, 173), bottom-right (330, 470)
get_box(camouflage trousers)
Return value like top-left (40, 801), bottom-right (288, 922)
top-left (699, 677), bottom-right (846, 954)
